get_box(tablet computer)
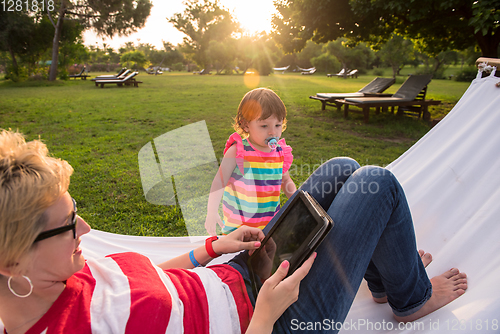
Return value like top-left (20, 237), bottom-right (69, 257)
top-left (247, 190), bottom-right (334, 294)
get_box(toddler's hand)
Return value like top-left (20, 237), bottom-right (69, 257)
top-left (204, 213), bottom-right (223, 236)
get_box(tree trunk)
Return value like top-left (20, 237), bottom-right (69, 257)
top-left (48, 0), bottom-right (66, 81)
top-left (391, 63), bottom-right (397, 79)
top-left (8, 45), bottom-right (19, 76)
top-left (475, 31), bottom-right (500, 58)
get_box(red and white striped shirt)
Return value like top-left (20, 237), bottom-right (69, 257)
top-left (21, 252), bottom-right (253, 334)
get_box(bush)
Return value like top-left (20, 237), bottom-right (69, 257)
top-left (372, 68), bottom-right (384, 76)
top-left (172, 62), bottom-right (185, 71)
top-left (28, 74), bottom-right (47, 81)
top-left (4, 64), bottom-right (29, 82)
top-left (415, 66), bottom-right (446, 80)
top-left (357, 68), bottom-right (367, 75)
top-left (454, 66), bottom-right (478, 82)
top-left (311, 54), bottom-right (340, 74)
top-left (58, 69), bottom-right (69, 80)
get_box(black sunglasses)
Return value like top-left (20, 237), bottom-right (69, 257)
top-left (34, 198), bottom-right (78, 243)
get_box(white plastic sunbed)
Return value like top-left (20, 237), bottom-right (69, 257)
top-left (2, 61), bottom-right (499, 333)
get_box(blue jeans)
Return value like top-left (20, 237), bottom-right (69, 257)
top-left (229, 157), bottom-right (432, 333)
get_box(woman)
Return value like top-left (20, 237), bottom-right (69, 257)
top-left (0, 129), bottom-right (467, 333)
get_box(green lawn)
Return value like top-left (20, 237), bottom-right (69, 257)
top-left (0, 72), bottom-right (470, 236)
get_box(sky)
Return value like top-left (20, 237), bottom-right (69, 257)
top-left (82, 0), bottom-right (278, 50)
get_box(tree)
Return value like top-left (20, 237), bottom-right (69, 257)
top-left (0, 11), bottom-right (77, 81)
top-left (207, 39), bottom-right (236, 74)
top-left (169, 0), bottom-right (239, 69)
top-left (0, 11), bottom-right (39, 79)
top-left (311, 53), bottom-right (340, 74)
top-left (416, 49), bottom-right (460, 79)
top-left (296, 40), bottom-right (323, 68)
top-left (47, 0), bottom-right (152, 80)
top-left (233, 33), bottom-right (279, 76)
top-left (350, 0), bottom-right (500, 57)
top-left (323, 38), bottom-right (374, 77)
top-left (120, 50), bottom-right (148, 69)
top-left (272, 0), bottom-right (357, 53)
top-left (273, 0), bottom-right (500, 58)
top-left (377, 35), bottom-right (416, 78)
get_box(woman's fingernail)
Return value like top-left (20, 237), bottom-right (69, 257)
top-left (281, 260), bottom-right (289, 269)
top-left (254, 241), bottom-right (261, 247)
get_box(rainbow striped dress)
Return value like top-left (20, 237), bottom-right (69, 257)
top-left (221, 133), bottom-right (293, 234)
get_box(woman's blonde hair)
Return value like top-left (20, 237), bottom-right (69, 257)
top-left (0, 130), bottom-right (73, 274)
top-left (233, 88), bottom-right (288, 137)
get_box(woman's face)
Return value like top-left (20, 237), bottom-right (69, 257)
top-left (26, 192), bottom-right (91, 289)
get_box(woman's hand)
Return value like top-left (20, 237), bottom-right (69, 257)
top-left (249, 237), bottom-right (276, 280)
top-left (246, 253), bottom-right (317, 334)
top-left (211, 226), bottom-right (265, 255)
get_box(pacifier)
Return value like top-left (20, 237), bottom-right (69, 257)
top-left (266, 137), bottom-right (279, 150)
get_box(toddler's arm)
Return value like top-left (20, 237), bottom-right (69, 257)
top-left (281, 172), bottom-right (296, 198)
top-left (205, 145), bottom-right (238, 235)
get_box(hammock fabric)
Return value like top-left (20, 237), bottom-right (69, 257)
top-left (342, 71), bottom-right (500, 332)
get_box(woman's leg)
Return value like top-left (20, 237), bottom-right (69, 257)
top-left (228, 158), bottom-right (361, 308)
top-left (299, 157), bottom-right (360, 209)
top-left (274, 163), bottom-right (431, 333)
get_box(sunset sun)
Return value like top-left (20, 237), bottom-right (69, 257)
top-left (221, 0), bottom-right (277, 34)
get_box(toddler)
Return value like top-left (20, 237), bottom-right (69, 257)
top-left (205, 88), bottom-right (296, 235)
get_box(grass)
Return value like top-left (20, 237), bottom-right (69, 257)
top-left (0, 71), bottom-right (470, 236)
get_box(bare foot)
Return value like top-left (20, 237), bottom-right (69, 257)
top-left (373, 296), bottom-right (388, 304)
top-left (418, 250), bottom-right (432, 267)
top-left (394, 268), bottom-right (467, 322)
top-left (373, 250), bottom-right (433, 304)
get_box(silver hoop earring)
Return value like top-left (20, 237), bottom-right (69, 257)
top-left (8, 275), bottom-right (33, 298)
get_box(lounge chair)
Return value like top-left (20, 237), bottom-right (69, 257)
top-left (273, 65), bottom-right (290, 74)
top-left (91, 69), bottom-right (130, 81)
top-left (396, 85), bottom-right (430, 119)
top-left (94, 72), bottom-right (142, 88)
top-left (346, 69), bottom-right (358, 78)
top-left (69, 66), bottom-right (90, 80)
top-left (147, 70), bottom-right (163, 75)
top-left (301, 67), bottom-right (317, 75)
top-left (326, 68), bottom-right (345, 77)
top-left (310, 77), bottom-right (396, 111)
top-left (337, 74), bottom-right (441, 122)
top-left (193, 69), bottom-right (211, 75)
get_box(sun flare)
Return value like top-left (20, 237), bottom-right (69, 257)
top-left (220, 0), bottom-right (277, 34)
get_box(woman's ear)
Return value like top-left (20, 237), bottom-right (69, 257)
top-left (0, 266), bottom-right (14, 277)
top-left (0, 260), bottom-right (23, 277)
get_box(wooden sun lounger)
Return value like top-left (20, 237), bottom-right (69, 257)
top-left (310, 77), bottom-right (396, 110)
top-left (91, 69), bottom-right (130, 81)
top-left (69, 67), bottom-right (90, 80)
top-left (326, 68), bottom-right (345, 77)
top-left (94, 72), bottom-right (142, 88)
top-left (337, 95), bottom-right (441, 122)
top-left (332, 74), bottom-right (440, 122)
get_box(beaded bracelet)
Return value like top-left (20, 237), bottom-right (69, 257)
top-left (189, 249), bottom-right (201, 267)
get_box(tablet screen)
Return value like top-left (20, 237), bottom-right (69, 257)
top-left (249, 197), bottom-right (320, 281)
